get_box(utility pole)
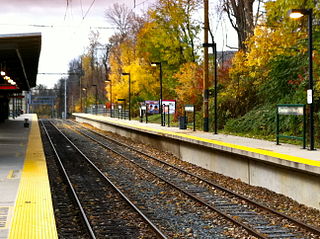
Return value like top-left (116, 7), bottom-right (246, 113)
top-left (203, 0), bottom-right (209, 132)
top-left (64, 79), bottom-right (67, 119)
top-left (80, 58), bottom-right (83, 112)
top-left (214, 42), bottom-right (218, 134)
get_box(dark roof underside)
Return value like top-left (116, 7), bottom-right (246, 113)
top-left (0, 32), bottom-right (41, 92)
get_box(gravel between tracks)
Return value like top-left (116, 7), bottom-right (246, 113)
top-left (79, 122), bottom-right (320, 231)
top-left (58, 121), bottom-right (256, 238)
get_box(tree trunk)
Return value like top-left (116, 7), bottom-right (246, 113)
top-left (223, 0), bottom-right (255, 51)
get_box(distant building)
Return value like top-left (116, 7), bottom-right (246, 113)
top-left (209, 51), bottom-right (236, 66)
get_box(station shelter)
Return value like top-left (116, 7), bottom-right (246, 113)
top-left (0, 33), bottom-right (41, 122)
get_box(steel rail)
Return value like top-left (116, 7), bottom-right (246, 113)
top-left (69, 122), bottom-right (268, 239)
top-left (71, 120), bottom-right (320, 237)
top-left (49, 120), bottom-right (168, 239)
top-left (40, 120), bottom-right (96, 239)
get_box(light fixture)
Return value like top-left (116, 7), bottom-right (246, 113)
top-left (150, 62), bottom-right (160, 67)
top-left (288, 9), bottom-right (311, 19)
top-left (1, 71), bottom-right (5, 76)
top-left (289, 11), bottom-right (304, 19)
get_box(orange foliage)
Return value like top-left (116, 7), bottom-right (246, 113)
top-left (174, 62), bottom-right (203, 109)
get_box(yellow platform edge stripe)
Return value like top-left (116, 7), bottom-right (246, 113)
top-left (9, 115), bottom-right (58, 239)
top-left (6, 170), bottom-right (14, 179)
top-left (83, 114), bottom-right (320, 168)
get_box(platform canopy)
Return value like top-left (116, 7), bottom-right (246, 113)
top-left (0, 32), bottom-right (41, 92)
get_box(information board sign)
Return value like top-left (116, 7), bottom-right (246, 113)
top-left (162, 100), bottom-right (176, 114)
top-left (145, 100), bottom-right (159, 114)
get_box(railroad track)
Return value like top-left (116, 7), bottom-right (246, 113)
top-left (41, 119), bottom-right (167, 239)
top-left (64, 119), bottom-right (320, 239)
top-left (51, 119), bottom-right (252, 238)
top-left (40, 121), bottom-right (91, 238)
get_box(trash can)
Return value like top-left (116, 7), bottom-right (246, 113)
top-left (24, 118), bottom-right (29, 128)
top-left (179, 116), bottom-right (187, 129)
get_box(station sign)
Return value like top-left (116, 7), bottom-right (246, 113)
top-left (185, 104), bottom-right (194, 112)
top-left (277, 106), bottom-right (304, 115)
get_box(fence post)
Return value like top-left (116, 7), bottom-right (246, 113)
top-left (167, 105), bottom-right (170, 127)
top-left (303, 105), bottom-right (306, 149)
top-left (276, 107), bottom-right (280, 145)
top-left (193, 105), bottom-right (196, 131)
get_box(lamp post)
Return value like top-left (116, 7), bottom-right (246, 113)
top-left (203, 40), bottom-right (218, 134)
top-left (121, 72), bottom-right (131, 120)
top-left (92, 84), bottom-right (98, 114)
top-left (151, 62), bottom-right (164, 126)
top-left (288, 8), bottom-right (314, 150)
top-left (82, 87), bottom-right (87, 113)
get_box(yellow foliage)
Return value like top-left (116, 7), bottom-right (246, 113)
top-left (174, 62), bottom-right (203, 106)
top-left (229, 24), bottom-right (303, 92)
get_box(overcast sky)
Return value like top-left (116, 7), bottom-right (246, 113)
top-left (0, 0), bottom-right (236, 88)
top-left (0, 0), bottom-right (154, 88)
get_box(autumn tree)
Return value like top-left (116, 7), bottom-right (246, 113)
top-left (218, 0), bottom-right (262, 51)
top-left (137, 0), bottom-right (201, 64)
top-left (106, 4), bottom-right (152, 114)
top-left (80, 31), bottom-right (107, 111)
top-left (135, 0), bottom-right (202, 101)
top-left (105, 3), bottom-right (136, 39)
top-left (220, 0), bottom-right (320, 138)
top-left (174, 62), bottom-right (203, 108)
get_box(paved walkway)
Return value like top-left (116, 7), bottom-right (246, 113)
top-left (0, 115), bottom-right (29, 238)
top-left (0, 114), bottom-right (57, 239)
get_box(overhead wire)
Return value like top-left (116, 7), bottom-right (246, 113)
top-left (64, 0), bottom-right (69, 21)
top-left (80, 0), bottom-right (84, 18)
top-left (70, 0), bottom-right (74, 20)
top-left (82, 0), bottom-right (97, 21)
top-left (134, 0), bottom-right (152, 8)
top-left (0, 23), bottom-right (115, 30)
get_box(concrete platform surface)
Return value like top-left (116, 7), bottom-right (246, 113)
top-left (0, 114), bottom-right (57, 239)
top-left (73, 113), bottom-right (320, 172)
top-left (74, 113), bottom-right (320, 209)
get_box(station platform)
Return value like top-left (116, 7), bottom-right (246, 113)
top-left (0, 114), bottom-right (57, 239)
top-left (73, 113), bottom-right (320, 171)
top-left (73, 113), bottom-right (320, 209)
